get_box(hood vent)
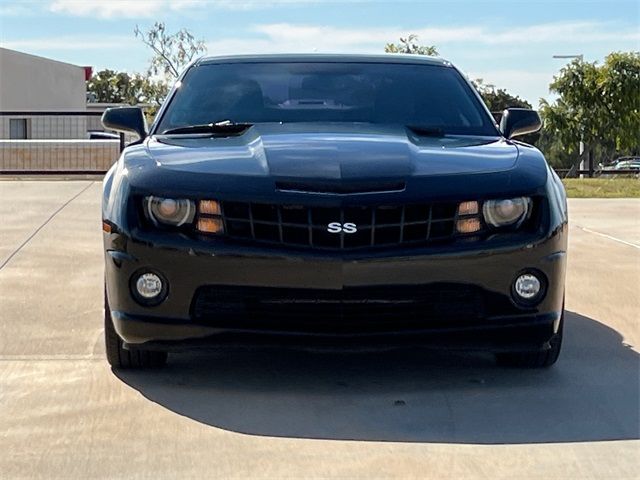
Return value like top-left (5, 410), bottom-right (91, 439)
top-left (275, 180), bottom-right (405, 195)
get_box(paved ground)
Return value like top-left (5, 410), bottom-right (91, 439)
top-left (1, 180), bottom-right (638, 479)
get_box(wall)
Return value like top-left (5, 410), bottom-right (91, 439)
top-left (0, 140), bottom-right (119, 171)
top-left (0, 115), bottom-right (89, 140)
top-left (0, 48), bottom-right (86, 111)
top-left (0, 48), bottom-right (88, 139)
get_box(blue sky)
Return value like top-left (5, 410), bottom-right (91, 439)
top-left (1, 0), bottom-right (638, 106)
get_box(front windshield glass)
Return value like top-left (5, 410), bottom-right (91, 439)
top-left (156, 62), bottom-right (498, 136)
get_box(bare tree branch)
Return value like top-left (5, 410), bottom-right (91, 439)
top-left (135, 22), bottom-right (206, 79)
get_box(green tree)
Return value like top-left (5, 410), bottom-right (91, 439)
top-left (471, 78), bottom-right (531, 112)
top-left (472, 79), bottom-right (540, 145)
top-left (534, 131), bottom-right (575, 168)
top-left (540, 52), bottom-right (640, 165)
top-left (384, 34), bottom-right (438, 56)
top-left (135, 22), bottom-right (207, 79)
top-left (86, 69), bottom-right (169, 106)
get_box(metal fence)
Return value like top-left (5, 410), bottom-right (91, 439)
top-left (0, 111), bottom-right (125, 174)
top-left (555, 168), bottom-right (639, 178)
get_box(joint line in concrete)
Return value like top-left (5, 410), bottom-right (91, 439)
top-left (0, 181), bottom-right (96, 272)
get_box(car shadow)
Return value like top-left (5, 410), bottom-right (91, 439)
top-left (115, 311), bottom-right (639, 444)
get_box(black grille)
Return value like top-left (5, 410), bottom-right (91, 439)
top-left (191, 284), bottom-right (487, 334)
top-left (218, 201), bottom-right (463, 250)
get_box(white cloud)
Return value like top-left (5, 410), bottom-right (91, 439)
top-left (0, 3), bottom-right (35, 16)
top-left (49, 0), bottom-right (165, 18)
top-left (203, 20), bottom-right (640, 56)
top-left (249, 21), bottom-right (639, 52)
top-left (181, 0), bottom-right (321, 11)
top-left (479, 21), bottom-right (640, 44)
top-left (0, 0), bottom-right (42, 17)
top-left (47, 0), bottom-right (321, 18)
top-left (1, 36), bottom-right (132, 51)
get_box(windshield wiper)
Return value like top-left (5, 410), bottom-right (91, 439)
top-left (160, 120), bottom-right (253, 136)
top-left (406, 125), bottom-right (445, 137)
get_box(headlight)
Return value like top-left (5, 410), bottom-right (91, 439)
top-left (482, 197), bottom-right (530, 228)
top-left (145, 196), bottom-right (195, 227)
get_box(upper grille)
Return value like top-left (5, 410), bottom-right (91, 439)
top-left (216, 201), bottom-right (466, 250)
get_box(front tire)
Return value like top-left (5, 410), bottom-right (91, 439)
top-left (104, 289), bottom-right (167, 369)
top-left (495, 309), bottom-right (564, 368)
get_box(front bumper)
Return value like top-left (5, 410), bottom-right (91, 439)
top-left (104, 225), bottom-right (567, 351)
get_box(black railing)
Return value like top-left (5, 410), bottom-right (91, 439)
top-left (554, 169), bottom-right (640, 178)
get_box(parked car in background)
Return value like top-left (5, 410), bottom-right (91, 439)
top-left (100, 54), bottom-right (568, 370)
top-left (613, 160), bottom-right (640, 170)
top-left (87, 130), bottom-right (119, 140)
top-left (601, 157), bottom-right (640, 177)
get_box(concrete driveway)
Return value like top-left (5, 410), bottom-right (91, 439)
top-left (1, 181), bottom-right (638, 479)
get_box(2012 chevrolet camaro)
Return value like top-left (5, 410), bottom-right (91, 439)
top-left (101, 54), bottom-right (568, 369)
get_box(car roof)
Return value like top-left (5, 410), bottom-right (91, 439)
top-left (196, 53), bottom-right (451, 67)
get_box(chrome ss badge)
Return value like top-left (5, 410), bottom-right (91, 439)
top-left (327, 222), bottom-right (357, 234)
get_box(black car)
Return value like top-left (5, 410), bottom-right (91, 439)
top-left (87, 130), bottom-right (120, 140)
top-left (101, 54), bottom-right (568, 369)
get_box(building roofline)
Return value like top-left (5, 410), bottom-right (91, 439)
top-left (0, 47), bottom-right (86, 70)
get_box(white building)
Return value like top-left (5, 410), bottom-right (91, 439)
top-left (0, 48), bottom-right (124, 172)
top-left (0, 48), bottom-right (89, 139)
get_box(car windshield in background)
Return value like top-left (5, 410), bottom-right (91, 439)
top-left (156, 62), bottom-right (498, 136)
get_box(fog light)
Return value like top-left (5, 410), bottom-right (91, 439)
top-left (135, 273), bottom-right (163, 299)
top-left (514, 273), bottom-right (541, 300)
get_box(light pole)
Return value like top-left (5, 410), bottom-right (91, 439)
top-left (552, 54), bottom-right (588, 176)
top-left (552, 54), bottom-right (584, 62)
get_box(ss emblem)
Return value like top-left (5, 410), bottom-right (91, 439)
top-left (327, 222), bottom-right (357, 234)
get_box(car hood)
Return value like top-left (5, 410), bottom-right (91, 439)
top-left (125, 123), bottom-right (548, 201)
top-left (145, 123), bottom-right (517, 179)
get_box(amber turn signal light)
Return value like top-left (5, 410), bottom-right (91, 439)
top-left (196, 217), bottom-right (224, 234)
top-left (456, 218), bottom-right (481, 234)
top-left (199, 200), bottom-right (221, 216)
top-left (457, 200), bottom-right (479, 216)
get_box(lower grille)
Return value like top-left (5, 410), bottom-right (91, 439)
top-left (218, 201), bottom-right (464, 250)
top-left (191, 284), bottom-right (489, 334)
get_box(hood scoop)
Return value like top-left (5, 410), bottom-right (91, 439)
top-left (275, 180), bottom-right (406, 195)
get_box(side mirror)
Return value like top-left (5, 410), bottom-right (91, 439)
top-left (101, 107), bottom-right (147, 140)
top-left (499, 108), bottom-right (542, 139)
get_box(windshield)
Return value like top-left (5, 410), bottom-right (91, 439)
top-left (156, 62), bottom-right (498, 136)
